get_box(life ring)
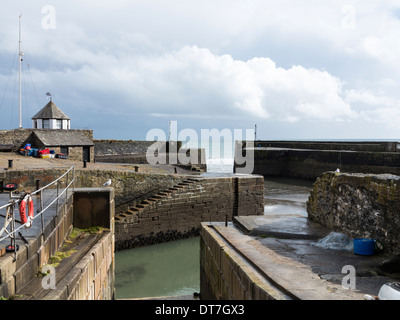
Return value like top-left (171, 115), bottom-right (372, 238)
top-left (19, 193), bottom-right (34, 228)
top-left (3, 183), bottom-right (18, 191)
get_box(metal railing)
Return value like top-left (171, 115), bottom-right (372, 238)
top-left (0, 166), bottom-right (75, 261)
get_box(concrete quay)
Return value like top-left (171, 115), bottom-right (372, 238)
top-left (201, 214), bottom-right (399, 300)
top-left (235, 140), bottom-right (400, 180)
top-left (0, 190), bottom-right (64, 254)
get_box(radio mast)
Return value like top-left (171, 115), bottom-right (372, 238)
top-left (18, 14), bottom-right (24, 128)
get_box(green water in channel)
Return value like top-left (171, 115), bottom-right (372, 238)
top-left (114, 177), bottom-right (313, 299)
top-left (115, 236), bottom-right (200, 299)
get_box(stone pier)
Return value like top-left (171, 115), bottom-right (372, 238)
top-left (114, 173), bottom-right (265, 250)
top-left (0, 187), bottom-right (115, 300)
top-left (235, 140), bottom-right (400, 180)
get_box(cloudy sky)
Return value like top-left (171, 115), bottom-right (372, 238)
top-left (1, 0), bottom-right (400, 142)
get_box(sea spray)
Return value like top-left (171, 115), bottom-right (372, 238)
top-left (312, 231), bottom-right (353, 252)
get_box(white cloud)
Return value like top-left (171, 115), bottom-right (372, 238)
top-left (1, 1), bottom-right (400, 138)
top-left (360, 107), bottom-right (400, 128)
top-left (18, 44), bottom-right (357, 123)
top-left (93, 46), bottom-right (355, 122)
top-left (345, 89), bottom-right (399, 108)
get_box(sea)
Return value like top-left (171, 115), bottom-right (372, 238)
top-left (114, 158), bottom-right (314, 299)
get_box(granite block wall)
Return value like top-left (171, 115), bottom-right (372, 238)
top-left (114, 174), bottom-right (264, 250)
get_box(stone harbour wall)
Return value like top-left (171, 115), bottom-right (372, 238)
top-left (200, 224), bottom-right (282, 300)
top-left (74, 169), bottom-right (184, 214)
top-left (94, 139), bottom-right (207, 172)
top-left (0, 193), bottom-right (74, 298)
top-left (94, 140), bottom-right (182, 156)
top-left (307, 172), bottom-right (400, 255)
top-left (0, 168), bottom-right (184, 215)
top-left (0, 187), bottom-right (115, 300)
top-left (114, 174), bottom-right (264, 250)
top-left (44, 230), bottom-right (114, 300)
top-left (251, 140), bottom-right (400, 153)
top-left (236, 140), bottom-right (400, 180)
top-left (245, 148), bottom-right (400, 180)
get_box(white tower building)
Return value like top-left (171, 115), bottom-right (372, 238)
top-left (31, 101), bottom-right (71, 130)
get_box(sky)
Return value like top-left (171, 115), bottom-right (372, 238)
top-left (1, 0), bottom-right (400, 143)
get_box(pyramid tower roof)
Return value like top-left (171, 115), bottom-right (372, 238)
top-left (32, 101), bottom-right (70, 120)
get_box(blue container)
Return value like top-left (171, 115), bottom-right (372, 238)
top-left (353, 238), bottom-right (375, 255)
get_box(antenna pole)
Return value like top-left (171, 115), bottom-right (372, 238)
top-left (18, 14), bottom-right (23, 129)
top-left (169, 120), bottom-right (171, 141)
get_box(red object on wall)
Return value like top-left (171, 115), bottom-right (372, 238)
top-left (38, 149), bottom-right (50, 155)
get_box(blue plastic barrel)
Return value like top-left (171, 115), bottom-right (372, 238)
top-left (353, 238), bottom-right (375, 255)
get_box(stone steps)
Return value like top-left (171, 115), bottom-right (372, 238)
top-left (115, 178), bottom-right (199, 222)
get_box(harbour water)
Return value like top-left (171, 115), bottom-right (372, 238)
top-left (264, 177), bottom-right (313, 217)
top-left (115, 236), bottom-right (200, 299)
top-left (114, 159), bottom-right (313, 299)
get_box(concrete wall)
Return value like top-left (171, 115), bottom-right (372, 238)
top-left (236, 141), bottom-right (400, 180)
top-left (42, 188), bottom-right (115, 300)
top-left (94, 140), bottom-right (182, 157)
top-left (250, 140), bottom-right (400, 152)
top-left (200, 223), bottom-right (284, 300)
top-left (73, 188), bottom-right (114, 230)
top-left (94, 140), bottom-right (159, 156)
top-left (0, 193), bottom-right (74, 298)
top-left (94, 140), bottom-right (206, 172)
top-left (0, 187), bottom-right (115, 300)
top-left (44, 229), bottom-right (114, 300)
top-left (307, 172), bottom-right (400, 255)
top-left (114, 174), bottom-right (264, 250)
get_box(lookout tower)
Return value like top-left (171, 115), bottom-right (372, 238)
top-left (32, 100), bottom-right (71, 130)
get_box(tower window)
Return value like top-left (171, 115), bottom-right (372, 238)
top-left (43, 119), bottom-right (49, 129)
top-left (55, 119), bottom-right (62, 129)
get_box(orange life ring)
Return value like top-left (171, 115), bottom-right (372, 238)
top-left (19, 193), bottom-right (34, 228)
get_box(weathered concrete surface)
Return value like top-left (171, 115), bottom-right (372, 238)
top-left (94, 139), bottom-right (207, 172)
top-left (235, 140), bottom-right (400, 180)
top-left (234, 214), bottom-right (329, 240)
top-left (251, 140), bottom-right (400, 152)
top-left (201, 214), bottom-right (399, 300)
